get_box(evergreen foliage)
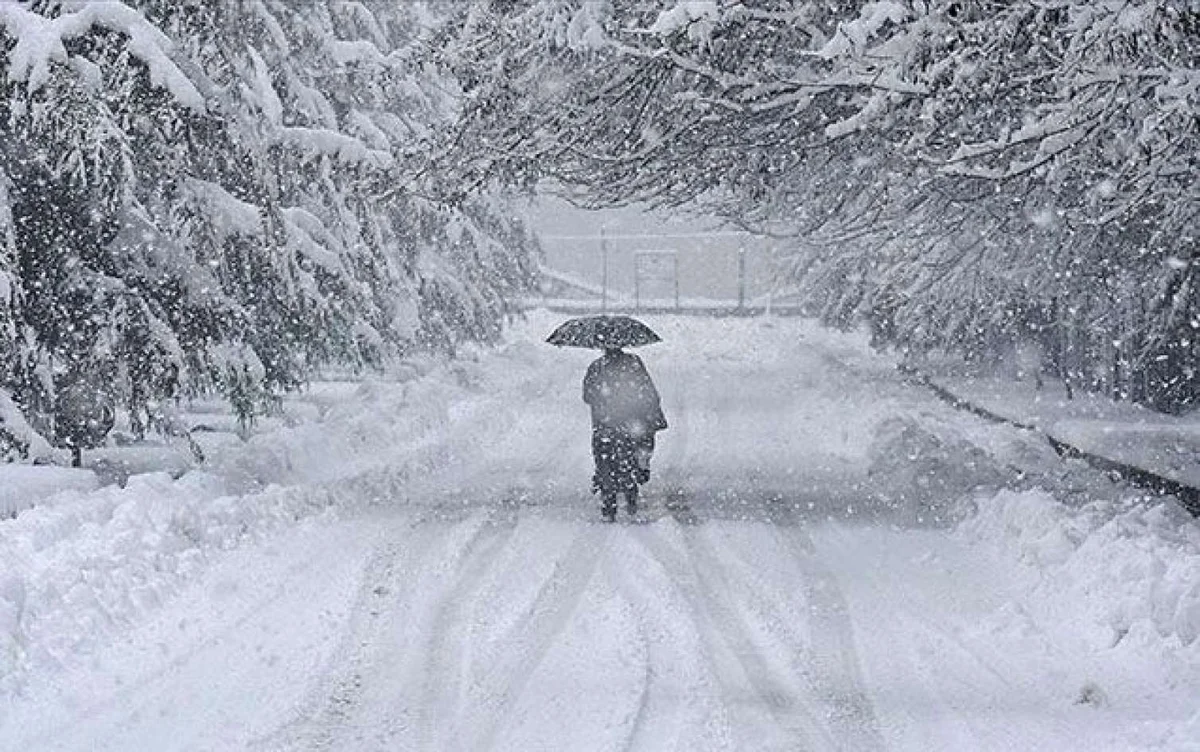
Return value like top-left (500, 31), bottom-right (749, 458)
top-left (0, 0), bottom-right (537, 458)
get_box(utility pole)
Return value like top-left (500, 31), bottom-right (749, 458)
top-left (634, 254), bottom-right (640, 312)
top-left (674, 252), bottom-right (680, 311)
top-left (600, 226), bottom-right (608, 313)
top-left (737, 246), bottom-right (746, 313)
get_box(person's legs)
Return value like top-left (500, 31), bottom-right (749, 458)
top-left (601, 491), bottom-right (618, 522)
top-left (610, 432), bottom-right (641, 516)
top-left (593, 427), bottom-right (620, 519)
top-left (634, 433), bottom-right (655, 484)
top-left (594, 428), bottom-right (647, 519)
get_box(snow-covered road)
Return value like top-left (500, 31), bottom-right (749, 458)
top-left (3, 313), bottom-right (1197, 751)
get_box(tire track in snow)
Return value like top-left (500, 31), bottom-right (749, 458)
top-left (264, 536), bottom-right (407, 752)
top-left (419, 503), bottom-right (523, 751)
top-left (257, 506), bottom-right (489, 752)
top-left (808, 524), bottom-right (1024, 749)
top-left (631, 522), bottom-right (838, 751)
top-left (606, 571), bottom-right (655, 752)
top-left (604, 534), bottom-right (731, 752)
top-left (465, 524), bottom-right (612, 751)
top-left (259, 504), bottom-right (514, 752)
top-left (765, 503), bottom-right (885, 751)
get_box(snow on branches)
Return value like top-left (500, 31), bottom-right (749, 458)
top-left (450, 0), bottom-right (1199, 412)
top-left (0, 0), bottom-right (205, 111)
top-left (0, 0), bottom-right (537, 459)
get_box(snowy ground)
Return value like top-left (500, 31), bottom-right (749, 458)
top-left (1, 311), bottom-right (1198, 751)
top-left (919, 370), bottom-right (1200, 490)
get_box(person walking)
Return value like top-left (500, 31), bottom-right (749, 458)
top-left (583, 346), bottom-right (667, 521)
top-left (546, 314), bottom-right (667, 522)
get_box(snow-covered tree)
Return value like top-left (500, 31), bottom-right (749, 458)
top-left (0, 0), bottom-right (537, 459)
top-left (451, 0), bottom-right (1198, 410)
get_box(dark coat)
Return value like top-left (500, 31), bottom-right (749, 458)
top-left (582, 349), bottom-right (667, 438)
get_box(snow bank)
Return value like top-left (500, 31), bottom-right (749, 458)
top-left (961, 489), bottom-right (1200, 652)
top-left (0, 346), bottom-right (512, 694)
top-left (866, 415), bottom-right (1015, 525)
top-left (924, 371), bottom-right (1200, 490)
top-left (203, 371), bottom-right (459, 491)
top-left (0, 464), bottom-right (362, 693)
top-left (0, 470), bottom-right (377, 691)
top-left (958, 489), bottom-right (1200, 747)
top-left (0, 465), bottom-right (97, 518)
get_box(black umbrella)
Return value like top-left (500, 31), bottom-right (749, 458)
top-left (546, 314), bottom-right (661, 349)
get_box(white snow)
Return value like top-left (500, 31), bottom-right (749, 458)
top-left (346, 109), bottom-right (392, 150)
top-left (963, 489), bottom-right (1200, 649)
top-left (648, 1), bottom-right (720, 42)
top-left (279, 126), bottom-right (395, 169)
top-left (0, 465), bottom-right (96, 518)
top-left (824, 88), bottom-right (890, 139)
top-left (208, 342), bottom-right (267, 384)
top-left (247, 46), bottom-right (283, 126)
top-left (923, 370), bottom-right (1200, 489)
top-left (565, 3), bottom-right (609, 51)
top-left (0, 312), bottom-right (1196, 751)
top-left (284, 76), bottom-right (338, 129)
top-left (955, 489), bottom-right (1200, 749)
top-left (817, 2), bottom-right (909, 59)
top-left (185, 179), bottom-right (264, 240)
top-left (0, 388), bottom-right (53, 465)
top-left (281, 206), bottom-right (349, 277)
top-left (108, 207), bottom-right (224, 314)
top-left (0, 1), bottom-right (206, 112)
top-left (325, 38), bottom-right (389, 67)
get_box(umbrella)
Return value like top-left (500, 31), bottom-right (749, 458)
top-left (546, 314), bottom-right (661, 349)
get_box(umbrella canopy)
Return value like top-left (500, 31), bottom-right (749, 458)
top-left (546, 315), bottom-right (661, 349)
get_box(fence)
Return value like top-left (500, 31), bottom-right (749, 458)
top-left (523, 263), bottom-right (809, 316)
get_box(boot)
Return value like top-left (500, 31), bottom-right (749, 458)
top-left (625, 486), bottom-right (638, 517)
top-left (601, 493), bottom-right (617, 523)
